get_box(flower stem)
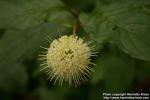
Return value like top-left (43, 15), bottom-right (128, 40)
top-left (73, 21), bottom-right (77, 37)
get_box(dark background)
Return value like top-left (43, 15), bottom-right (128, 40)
top-left (0, 0), bottom-right (150, 100)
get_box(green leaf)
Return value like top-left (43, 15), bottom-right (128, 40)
top-left (0, 0), bottom-right (73, 29)
top-left (0, 23), bottom-right (64, 63)
top-left (91, 50), bottom-right (135, 92)
top-left (94, 0), bottom-right (149, 8)
top-left (79, 1), bottom-right (150, 61)
top-left (47, 7), bottom-right (75, 28)
top-left (79, 12), bottom-right (114, 45)
top-left (0, 62), bottom-right (28, 93)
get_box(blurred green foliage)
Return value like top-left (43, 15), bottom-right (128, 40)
top-left (0, 0), bottom-right (150, 100)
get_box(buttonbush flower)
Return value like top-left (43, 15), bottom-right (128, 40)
top-left (39, 35), bottom-right (97, 86)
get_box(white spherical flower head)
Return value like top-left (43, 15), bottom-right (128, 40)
top-left (40, 35), bottom-right (96, 86)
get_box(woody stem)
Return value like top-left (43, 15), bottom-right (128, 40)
top-left (73, 21), bottom-right (77, 37)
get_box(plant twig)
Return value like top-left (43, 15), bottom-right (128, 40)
top-left (72, 21), bottom-right (77, 37)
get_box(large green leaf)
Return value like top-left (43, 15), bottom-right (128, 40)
top-left (0, 0), bottom-right (73, 29)
top-left (0, 23), bottom-right (63, 64)
top-left (47, 7), bottom-right (74, 27)
top-left (94, 0), bottom-right (149, 8)
top-left (91, 50), bottom-right (135, 92)
top-left (79, 1), bottom-right (150, 61)
top-left (0, 22), bottom-right (65, 93)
